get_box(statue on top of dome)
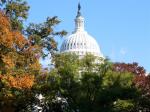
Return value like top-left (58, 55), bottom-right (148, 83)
top-left (77, 3), bottom-right (81, 17)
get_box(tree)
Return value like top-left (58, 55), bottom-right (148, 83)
top-left (99, 70), bottom-right (137, 112)
top-left (0, 0), bottom-right (67, 111)
top-left (31, 53), bottom-right (80, 112)
top-left (0, 11), bottom-right (40, 112)
top-left (0, 0), bottom-right (30, 31)
top-left (44, 54), bottom-right (138, 112)
top-left (113, 62), bottom-right (150, 111)
top-left (113, 62), bottom-right (146, 76)
top-left (26, 17), bottom-right (67, 58)
top-left (134, 74), bottom-right (150, 111)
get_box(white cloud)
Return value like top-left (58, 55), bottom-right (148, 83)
top-left (120, 48), bottom-right (127, 55)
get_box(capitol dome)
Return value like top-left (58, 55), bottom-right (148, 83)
top-left (60, 3), bottom-right (103, 58)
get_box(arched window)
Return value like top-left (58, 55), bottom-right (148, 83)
top-left (67, 43), bottom-right (69, 49)
top-left (70, 43), bottom-right (72, 49)
top-left (77, 43), bottom-right (79, 48)
top-left (74, 43), bottom-right (76, 48)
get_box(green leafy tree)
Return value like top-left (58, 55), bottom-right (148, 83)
top-left (46, 54), bottom-right (138, 112)
top-left (0, 0), bottom-right (30, 31)
top-left (26, 17), bottom-right (67, 58)
top-left (113, 62), bottom-right (150, 111)
top-left (100, 71), bottom-right (137, 112)
top-left (32, 53), bottom-right (80, 112)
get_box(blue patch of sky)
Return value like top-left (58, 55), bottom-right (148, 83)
top-left (25, 0), bottom-right (150, 72)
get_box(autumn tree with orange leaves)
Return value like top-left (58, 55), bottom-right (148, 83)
top-left (0, 0), bottom-right (66, 111)
top-left (0, 11), bottom-right (41, 111)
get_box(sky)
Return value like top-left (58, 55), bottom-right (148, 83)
top-left (25, 0), bottom-right (150, 72)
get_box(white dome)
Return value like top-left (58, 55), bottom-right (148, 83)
top-left (60, 4), bottom-right (103, 57)
top-left (60, 31), bottom-right (103, 57)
